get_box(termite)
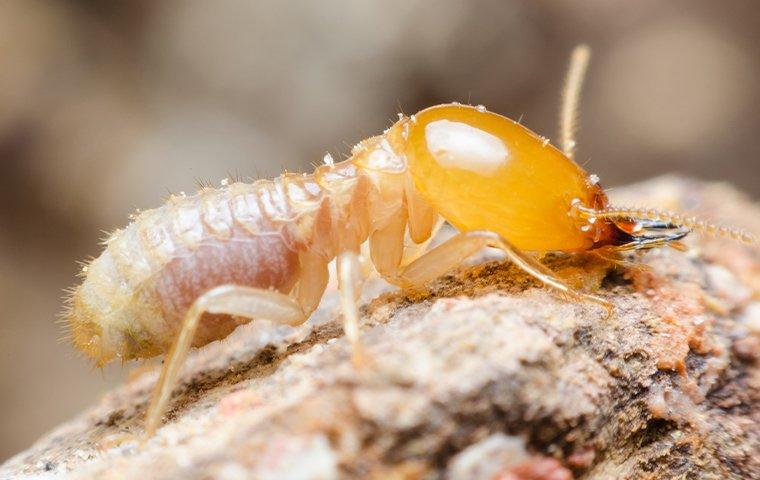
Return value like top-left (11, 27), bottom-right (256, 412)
top-left (63, 45), bottom-right (756, 437)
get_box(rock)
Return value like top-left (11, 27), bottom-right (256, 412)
top-left (1, 176), bottom-right (758, 479)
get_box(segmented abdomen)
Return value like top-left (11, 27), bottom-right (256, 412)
top-left (67, 175), bottom-right (333, 365)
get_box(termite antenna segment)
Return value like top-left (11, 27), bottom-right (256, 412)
top-left (571, 201), bottom-right (757, 245)
top-left (560, 44), bottom-right (591, 160)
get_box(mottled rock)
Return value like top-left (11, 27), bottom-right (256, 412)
top-left (1, 177), bottom-right (758, 479)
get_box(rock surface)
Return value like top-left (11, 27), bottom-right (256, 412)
top-left (2, 176), bottom-right (758, 480)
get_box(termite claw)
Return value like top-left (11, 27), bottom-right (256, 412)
top-left (581, 294), bottom-right (614, 319)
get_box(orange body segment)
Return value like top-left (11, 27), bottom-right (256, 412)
top-left (405, 104), bottom-right (612, 252)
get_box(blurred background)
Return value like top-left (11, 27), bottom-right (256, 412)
top-left (1, 0), bottom-right (758, 461)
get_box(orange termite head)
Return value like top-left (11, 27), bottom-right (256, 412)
top-left (401, 103), bottom-right (756, 253)
top-left (403, 103), bottom-right (617, 252)
top-left (401, 42), bottom-right (758, 255)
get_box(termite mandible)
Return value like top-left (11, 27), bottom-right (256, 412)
top-left (63, 45), bottom-right (756, 437)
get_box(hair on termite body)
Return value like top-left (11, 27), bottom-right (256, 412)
top-left (63, 44), bottom-right (757, 438)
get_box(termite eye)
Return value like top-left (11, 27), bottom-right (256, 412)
top-left (424, 118), bottom-right (510, 176)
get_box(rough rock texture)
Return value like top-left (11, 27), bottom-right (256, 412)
top-left (2, 176), bottom-right (759, 480)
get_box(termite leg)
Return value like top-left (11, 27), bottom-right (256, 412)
top-left (358, 241), bottom-right (379, 280)
top-left (401, 215), bottom-right (444, 266)
top-left (336, 251), bottom-right (369, 368)
top-left (370, 210), bottom-right (407, 278)
top-left (399, 174), bottom-right (444, 265)
top-left (388, 230), bottom-right (613, 317)
top-left (295, 251), bottom-right (330, 314)
top-left (405, 174), bottom-right (438, 244)
top-left (145, 253), bottom-right (328, 437)
top-left (592, 247), bottom-right (652, 272)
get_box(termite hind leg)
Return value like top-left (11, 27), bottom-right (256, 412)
top-left (144, 284), bottom-right (313, 438)
top-left (390, 230), bottom-right (613, 318)
top-left (337, 251), bottom-right (370, 368)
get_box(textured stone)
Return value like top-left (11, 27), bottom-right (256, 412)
top-left (1, 176), bottom-right (758, 479)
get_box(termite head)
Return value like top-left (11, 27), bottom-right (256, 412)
top-left (400, 103), bottom-right (757, 253)
top-left (403, 103), bottom-right (617, 252)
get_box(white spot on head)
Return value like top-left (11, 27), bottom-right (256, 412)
top-left (589, 174), bottom-right (600, 185)
top-left (475, 104), bottom-right (486, 112)
top-left (424, 120), bottom-right (509, 176)
top-left (323, 153), bottom-right (335, 166)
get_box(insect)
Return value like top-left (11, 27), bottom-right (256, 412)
top-left (63, 45), bottom-right (756, 437)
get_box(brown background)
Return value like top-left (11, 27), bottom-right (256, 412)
top-left (1, 0), bottom-right (758, 461)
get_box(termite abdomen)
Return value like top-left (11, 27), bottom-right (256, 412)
top-left (66, 179), bottom-right (331, 365)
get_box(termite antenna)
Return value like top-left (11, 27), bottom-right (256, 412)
top-left (559, 44), bottom-right (591, 160)
top-left (573, 202), bottom-right (757, 245)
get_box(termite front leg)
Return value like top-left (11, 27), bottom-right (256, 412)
top-left (388, 230), bottom-right (613, 316)
top-left (145, 253), bottom-right (328, 437)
